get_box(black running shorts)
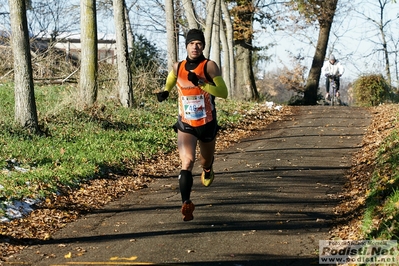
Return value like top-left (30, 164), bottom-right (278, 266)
top-left (173, 116), bottom-right (219, 143)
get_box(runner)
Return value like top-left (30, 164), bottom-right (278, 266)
top-left (156, 29), bottom-right (228, 221)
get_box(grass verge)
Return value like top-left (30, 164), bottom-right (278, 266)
top-left (362, 129), bottom-right (399, 240)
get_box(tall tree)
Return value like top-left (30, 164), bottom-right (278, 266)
top-left (124, 2), bottom-right (135, 52)
top-left (391, 35), bottom-right (399, 87)
top-left (219, 14), bottom-right (231, 93)
top-left (291, 0), bottom-right (339, 105)
top-left (357, 0), bottom-right (395, 87)
top-left (203, 0), bottom-right (217, 58)
top-left (221, 0), bottom-right (235, 96)
top-left (9, 0), bottom-right (39, 133)
top-left (165, 0), bottom-right (178, 70)
top-left (211, 0), bottom-right (221, 65)
top-left (79, 0), bottom-right (98, 107)
top-left (231, 0), bottom-right (258, 100)
top-left (114, 0), bottom-right (134, 107)
top-left (181, 0), bottom-right (199, 29)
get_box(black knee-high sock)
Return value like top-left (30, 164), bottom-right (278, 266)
top-left (179, 170), bottom-right (193, 203)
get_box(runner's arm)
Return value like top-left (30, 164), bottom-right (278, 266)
top-left (201, 60), bottom-right (228, 99)
top-left (200, 76), bottom-right (228, 99)
top-left (157, 67), bottom-right (177, 102)
top-left (164, 70), bottom-right (177, 92)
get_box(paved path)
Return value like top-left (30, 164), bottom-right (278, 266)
top-left (5, 106), bottom-right (371, 266)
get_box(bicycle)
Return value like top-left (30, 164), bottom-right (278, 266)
top-left (327, 75), bottom-right (340, 106)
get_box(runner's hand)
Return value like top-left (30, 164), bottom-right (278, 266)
top-left (188, 72), bottom-right (205, 86)
top-left (188, 72), bottom-right (200, 86)
top-left (156, 91), bottom-right (169, 102)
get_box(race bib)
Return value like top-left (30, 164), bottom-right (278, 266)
top-left (182, 95), bottom-right (206, 120)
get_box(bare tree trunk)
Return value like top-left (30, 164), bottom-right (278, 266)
top-left (219, 18), bottom-right (231, 92)
top-left (124, 3), bottom-right (135, 53)
top-left (175, 0), bottom-right (182, 56)
top-left (392, 37), bottom-right (399, 87)
top-left (203, 0), bottom-right (217, 58)
top-left (232, 0), bottom-right (258, 100)
top-left (114, 0), bottom-right (134, 107)
top-left (221, 0), bottom-right (235, 96)
top-left (235, 43), bottom-right (257, 100)
top-left (79, 0), bottom-right (98, 108)
top-left (9, 0), bottom-right (39, 133)
top-left (211, 0), bottom-right (221, 65)
top-left (304, 25), bottom-right (332, 104)
top-left (165, 0), bottom-right (178, 70)
top-left (378, 0), bottom-right (391, 87)
top-left (182, 0), bottom-right (199, 29)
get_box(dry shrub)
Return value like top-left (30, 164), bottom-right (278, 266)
top-left (131, 64), bottom-right (167, 100)
top-left (353, 74), bottom-right (390, 106)
top-left (0, 39), bottom-right (14, 81)
top-left (277, 57), bottom-right (307, 94)
top-left (96, 61), bottom-right (167, 104)
top-left (97, 62), bottom-right (118, 102)
top-left (1, 37), bottom-right (82, 84)
top-left (30, 42), bottom-right (79, 83)
top-left (257, 57), bottom-right (306, 104)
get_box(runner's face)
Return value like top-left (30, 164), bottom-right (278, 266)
top-left (186, 40), bottom-right (204, 59)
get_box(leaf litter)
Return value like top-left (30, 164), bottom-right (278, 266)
top-left (330, 104), bottom-right (399, 240)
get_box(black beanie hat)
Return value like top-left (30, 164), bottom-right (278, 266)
top-left (185, 29), bottom-right (205, 47)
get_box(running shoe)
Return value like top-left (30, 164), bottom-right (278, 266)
top-left (181, 200), bottom-right (195, 221)
top-left (201, 167), bottom-right (214, 187)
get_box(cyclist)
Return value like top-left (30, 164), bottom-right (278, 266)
top-left (322, 54), bottom-right (344, 101)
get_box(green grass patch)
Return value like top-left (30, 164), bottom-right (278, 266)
top-left (0, 83), bottom-right (255, 204)
top-left (362, 130), bottom-right (399, 240)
